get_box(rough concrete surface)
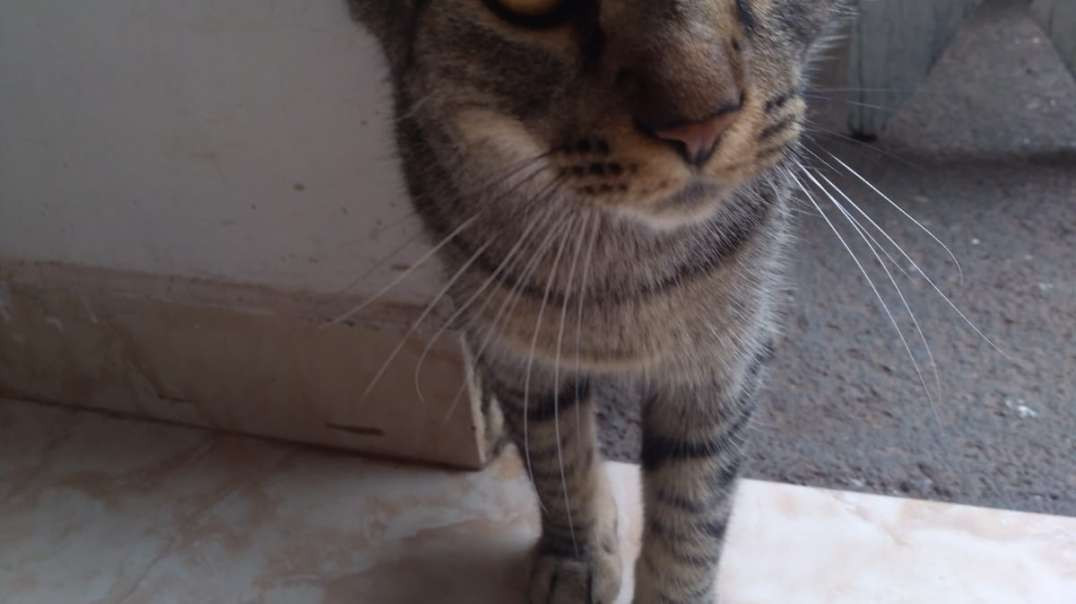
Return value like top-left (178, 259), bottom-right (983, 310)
top-left (597, 2), bottom-right (1076, 517)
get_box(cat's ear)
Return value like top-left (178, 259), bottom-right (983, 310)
top-left (347, 0), bottom-right (419, 69)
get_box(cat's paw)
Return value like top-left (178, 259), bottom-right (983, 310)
top-left (529, 519), bottom-right (622, 604)
top-left (529, 550), bottom-right (621, 604)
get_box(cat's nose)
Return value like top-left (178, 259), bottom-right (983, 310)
top-left (653, 108), bottom-right (741, 166)
top-left (616, 46), bottom-right (744, 167)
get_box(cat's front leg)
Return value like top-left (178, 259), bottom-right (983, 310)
top-left (473, 353), bottom-right (623, 604)
top-left (633, 353), bottom-right (767, 604)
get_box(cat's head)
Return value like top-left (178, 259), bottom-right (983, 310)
top-left (353, 0), bottom-right (843, 228)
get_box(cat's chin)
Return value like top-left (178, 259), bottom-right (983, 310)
top-left (607, 180), bottom-right (729, 232)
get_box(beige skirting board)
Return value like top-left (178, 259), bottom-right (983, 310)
top-left (0, 261), bottom-right (487, 469)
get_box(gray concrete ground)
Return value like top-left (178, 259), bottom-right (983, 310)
top-left (597, 2), bottom-right (1076, 517)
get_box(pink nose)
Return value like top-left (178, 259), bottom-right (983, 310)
top-left (655, 110), bottom-right (740, 166)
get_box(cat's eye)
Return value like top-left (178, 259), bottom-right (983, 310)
top-left (483, 0), bottom-right (574, 28)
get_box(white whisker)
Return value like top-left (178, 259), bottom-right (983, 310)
top-left (552, 211), bottom-right (592, 557)
top-left (357, 238), bottom-right (494, 406)
top-left (327, 156), bottom-right (552, 327)
top-left (805, 166), bottom-right (941, 407)
top-left (827, 153), bottom-right (965, 285)
top-left (413, 205), bottom-right (557, 406)
top-left (797, 146), bottom-right (910, 278)
top-left (825, 154), bottom-right (1014, 361)
top-left (523, 215), bottom-right (577, 513)
top-left (328, 225), bottom-right (426, 300)
top-left (464, 199), bottom-right (573, 381)
top-left (439, 378), bottom-right (471, 427)
top-left (574, 215), bottom-right (601, 460)
top-left (800, 125), bottom-right (924, 171)
top-left (327, 215), bottom-right (480, 327)
top-left (793, 169), bottom-right (927, 413)
top-left (814, 170), bottom-right (942, 399)
top-left (435, 183), bottom-right (569, 426)
top-left (805, 164), bottom-right (1022, 514)
top-left (803, 94), bottom-right (896, 112)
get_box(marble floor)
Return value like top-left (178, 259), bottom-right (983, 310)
top-left (2, 398), bottom-right (1074, 604)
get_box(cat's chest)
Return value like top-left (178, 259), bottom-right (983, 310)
top-left (469, 247), bottom-right (770, 373)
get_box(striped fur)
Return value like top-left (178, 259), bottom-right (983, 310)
top-left (350, 1), bottom-right (844, 602)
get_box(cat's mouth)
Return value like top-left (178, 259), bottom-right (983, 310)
top-left (551, 137), bottom-right (731, 226)
top-left (653, 180), bottom-right (725, 212)
top-left (610, 177), bottom-right (732, 229)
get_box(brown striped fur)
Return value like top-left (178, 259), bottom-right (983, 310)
top-left (350, 1), bottom-right (844, 601)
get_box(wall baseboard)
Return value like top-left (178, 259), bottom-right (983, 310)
top-left (0, 260), bottom-right (487, 470)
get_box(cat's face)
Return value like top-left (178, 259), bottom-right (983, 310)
top-left (356, 0), bottom-right (842, 228)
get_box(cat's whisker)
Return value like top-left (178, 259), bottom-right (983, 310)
top-left (808, 86), bottom-right (905, 94)
top-left (326, 162), bottom-right (535, 302)
top-left (826, 154), bottom-right (1016, 361)
top-left (413, 202), bottom-right (558, 406)
top-left (438, 182), bottom-right (571, 429)
top-left (456, 200), bottom-right (573, 508)
top-left (357, 238), bottom-right (494, 406)
top-left (327, 214), bottom-right (481, 327)
top-left (802, 93), bottom-right (897, 113)
top-left (805, 166), bottom-right (941, 407)
top-left (792, 169), bottom-right (929, 410)
top-left (366, 206), bottom-right (420, 236)
top-left (459, 150), bottom-right (558, 197)
top-left (438, 382), bottom-right (469, 427)
top-left (574, 214), bottom-right (601, 460)
top-left (808, 166), bottom-right (1022, 515)
top-left (465, 188), bottom-right (574, 357)
top-left (797, 146), bottom-right (910, 278)
top-left (395, 93), bottom-right (434, 124)
top-left (358, 162), bottom-right (562, 405)
top-left (327, 158), bottom-right (552, 327)
top-left (800, 166), bottom-right (965, 513)
top-left (523, 215), bottom-right (577, 514)
top-left (827, 153), bottom-right (965, 285)
top-left (813, 169), bottom-right (942, 397)
top-left (328, 223), bottom-right (425, 300)
top-left (800, 126), bottom-right (924, 171)
top-left (552, 211), bottom-right (592, 558)
top-left (555, 211), bottom-right (590, 377)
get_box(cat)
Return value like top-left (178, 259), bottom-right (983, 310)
top-left (350, 1), bottom-right (843, 602)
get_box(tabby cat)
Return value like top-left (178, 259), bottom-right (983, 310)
top-left (351, 1), bottom-right (843, 602)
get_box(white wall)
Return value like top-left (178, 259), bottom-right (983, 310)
top-left (0, 0), bottom-right (437, 301)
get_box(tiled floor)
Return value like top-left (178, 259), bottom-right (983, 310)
top-left (2, 399), bottom-right (1074, 604)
